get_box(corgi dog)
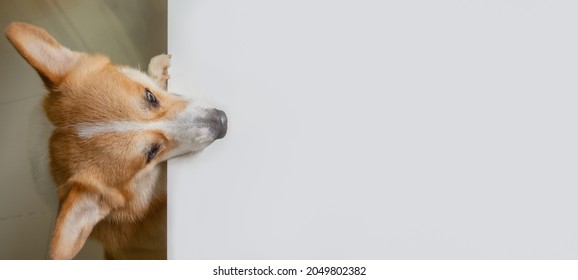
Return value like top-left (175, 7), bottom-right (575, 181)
top-left (5, 22), bottom-right (227, 260)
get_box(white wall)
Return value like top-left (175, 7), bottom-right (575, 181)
top-left (168, 0), bottom-right (578, 259)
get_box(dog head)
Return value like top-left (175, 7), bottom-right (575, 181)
top-left (5, 22), bottom-right (227, 259)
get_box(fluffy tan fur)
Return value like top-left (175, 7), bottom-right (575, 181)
top-left (5, 22), bottom-right (195, 259)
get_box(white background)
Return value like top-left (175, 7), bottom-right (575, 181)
top-left (168, 0), bottom-right (578, 259)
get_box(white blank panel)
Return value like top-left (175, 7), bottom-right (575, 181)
top-left (168, 1), bottom-right (578, 259)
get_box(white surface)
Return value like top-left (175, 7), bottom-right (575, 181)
top-left (168, 0), bottom-right (578, 259)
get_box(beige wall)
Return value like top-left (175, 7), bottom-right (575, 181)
top-left (0, 0), bottom-right (167, 259)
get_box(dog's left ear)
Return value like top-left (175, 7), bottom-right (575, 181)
top-left (49, 182), bottom-right (111, 260)
top-left (4, 21), bottom-right (80, 89)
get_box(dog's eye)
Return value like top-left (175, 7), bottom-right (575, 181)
top-left (146, 144), bottom-right (161, 163)
top-left (145, 88), bottom-right (159, 107)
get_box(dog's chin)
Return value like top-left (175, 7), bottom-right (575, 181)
top-left (190, 138), bottom-right (218, 152)
top-left (166, 138), bottom-right (218, 161)
top-left (177, 151), bottom-right (199, 160)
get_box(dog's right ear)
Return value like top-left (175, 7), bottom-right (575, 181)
top-left (4, 22), bottom-right (79, 89)
top-left (49, 181), bottom-right (111, 260)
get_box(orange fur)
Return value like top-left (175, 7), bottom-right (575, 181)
top-left (5, 22), bottom-right (227, 259)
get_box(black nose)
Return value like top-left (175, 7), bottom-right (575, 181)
top-left (214, 109), bottom-right (228, 139)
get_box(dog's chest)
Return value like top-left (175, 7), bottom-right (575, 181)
top-left (92, 169), bottom-right (167, 258)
